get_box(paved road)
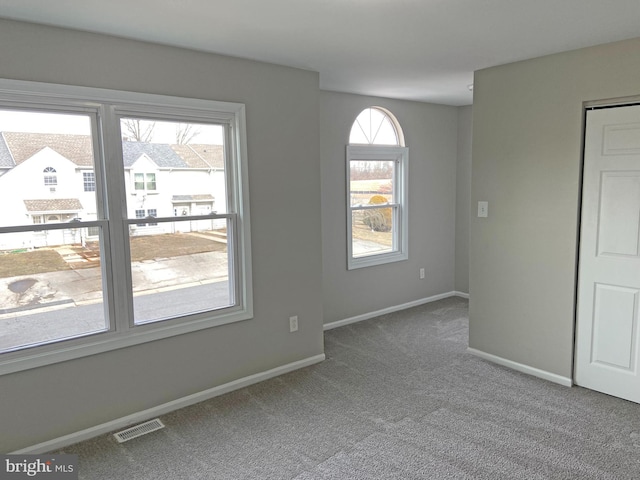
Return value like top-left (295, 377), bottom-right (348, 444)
top-left (133, 280), bottom-right (231, 323)
top-left (1, 237), bottom-right (385, 351)
top-left (0, 281), bottom-right (230, 352)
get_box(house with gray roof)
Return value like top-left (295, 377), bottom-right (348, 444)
top-left (0, 132), bottom-right (226, 249)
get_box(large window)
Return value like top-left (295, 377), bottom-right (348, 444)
top-left (347, 107), bottom-right (408, 269)
top-left (0, 80), bottom-right (252, 374)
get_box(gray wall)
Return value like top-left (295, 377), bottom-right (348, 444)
top-left (320, 91), bottom-right (458, 324)
top-left (0, 19), bottom-right (324, 452)
top-left (455, 106), bottom-right (472, 294)
top-left (470, 37), bottom-right (640, 378)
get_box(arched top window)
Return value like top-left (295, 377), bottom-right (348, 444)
top-left (346, 107), bottom-right (408, 269)
top-left (349, 107), bottom-right (404, 146)
top-left (43, 166), bottom-right (57, 186)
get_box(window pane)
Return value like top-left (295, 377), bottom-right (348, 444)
top-left (374, 116), bottom-right (399, 145)
top-left (351, 207), bottom-right (395, 258)
top-left (120, 117), bottom-right (232, 324)
top-left (129, 220), bottom-right (232, 324)
top-left (349, 108), bottom-right (399, 145)
top-left (0, 110), bottom-right (100, 225)
top-left (0, 109), bottom-right (109, 352)
top-left (134, 173), bottom-right (145, 190)
top-left (146, 173), bottom-right (156, 191)
top-left (120, 118), bottom-right (227, 219)
top-left (350, 160), bottom-right (395, 206)
top-left (0, 229), bottom-right (108, 353)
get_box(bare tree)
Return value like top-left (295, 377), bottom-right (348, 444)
top-left (175, 123), bottom-right (200, 145)
top-left (122, 119), bottom-right (155, 142)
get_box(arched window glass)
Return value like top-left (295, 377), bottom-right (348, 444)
top-left (346, 107), bottom-right (408, 269)
top-left (349, 107), bottom-right (404, 146)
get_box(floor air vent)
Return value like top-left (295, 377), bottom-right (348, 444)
top-left (113, 418), bottom-right (165, 443)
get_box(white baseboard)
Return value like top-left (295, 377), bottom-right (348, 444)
top-left (467, 348), bottom-right (572, 387)
top-left (323, 291), bottom-right (467, 331)
top-left (12, 353), bottom-right (326, 454)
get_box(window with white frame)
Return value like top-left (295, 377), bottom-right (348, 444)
top-left (134, 172), bottom-right (156, 192)
top-left (43, 166), bottom-right (57, 186)
top-left (83, 171), bottom-right (95, 192)
top-left (0, 80), bottom-right (252, 374)
top-left (147, 208), bottom-right (157, 226)
top-left (347, 107), bottom-right (408, 269)
top-left (135, 209), bottom-right (147, 226)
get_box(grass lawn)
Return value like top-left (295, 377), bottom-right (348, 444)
top-left (0, 232), bottom-right (227, 278)
top-left (0, 249), bottom-right (70, 277)
top-left (128, 233), bottom-right (226, 262)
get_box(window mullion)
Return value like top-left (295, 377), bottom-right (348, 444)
top-left (85, 110), bottom-right (118, 336)
top-left (224, 124), bottom-right (241, 307)
top-left (223, 124), bottom-right (235, 214)
top-left (101, 105), bottom-right (135, 332)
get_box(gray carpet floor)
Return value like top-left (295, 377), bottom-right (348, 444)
top-left (59, 297), bottom-right (640, 479)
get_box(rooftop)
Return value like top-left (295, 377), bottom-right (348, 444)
top-left (24, 198), bottom-right (84, 212)
top-left (0, 132), bottom-right (225, 170)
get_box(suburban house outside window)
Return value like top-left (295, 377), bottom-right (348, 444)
top-left (347, 107), bottom-right (408, 269)
top-left (43, 166), bottom-right (57, 185)
top-left (0, 80), bottom-right (252, 374)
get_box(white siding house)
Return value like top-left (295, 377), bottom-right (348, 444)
top-left (0, 132), bottom-right (225, 250)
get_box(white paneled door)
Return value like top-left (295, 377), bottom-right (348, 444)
top-left (576, 105), bottom-right (640, 403)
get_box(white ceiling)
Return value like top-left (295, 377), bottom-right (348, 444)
top-left (0, 0), bottom-right (638, 106)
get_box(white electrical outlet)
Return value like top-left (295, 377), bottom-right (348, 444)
top-left (289, 315), bottom-right (298, 332)
top-left (419, 268), bottom-right (425, 279)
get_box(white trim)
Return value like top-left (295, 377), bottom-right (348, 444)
top-left (11, 353), bottom-right (325, 454)
top-left (454, 291), bottom-right (469, 299)
top-left (467, 348), bottom-right (573, 387)
top-left (323, 291), bottom-right (462, 331)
